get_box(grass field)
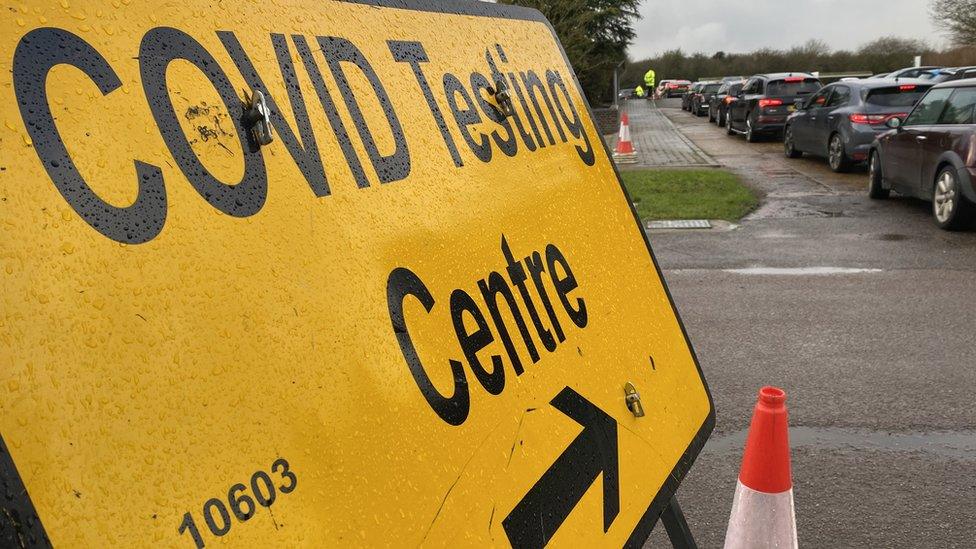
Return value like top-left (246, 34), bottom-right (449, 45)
top-left (620, 168), bottom-right (758, 222)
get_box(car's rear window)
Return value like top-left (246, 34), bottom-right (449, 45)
top-left (702, 84), bottom-right (721, 93)
top-left (766, 78), bottom-right (821, 96)
top-left (864, 85), bottom-right (932, 107)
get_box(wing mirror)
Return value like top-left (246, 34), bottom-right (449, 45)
top-left (885, 117), bottom-right (903, 129)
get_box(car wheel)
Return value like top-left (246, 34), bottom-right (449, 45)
top-left (784, 125), bottom-right (802, 158)
top-left (932, 166), bottom-right (973, 230)
top-left (745, 116), bottom-right (758, 142)
top-left (726, 112), bottom-right (736, 135)
top-left (868, 150), bottom-right (889, 199)
top-left (708, 109), bottom-right (715, 123)
top-left (828, 134), bottom-right (852, 172)
top-left (717, 110), bottom-right (726, 127)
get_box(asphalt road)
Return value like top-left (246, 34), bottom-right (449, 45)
top-left (641, 98), bottom-right (976, 548)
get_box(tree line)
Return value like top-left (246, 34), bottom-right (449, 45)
top-left (621, 38), bottom-right (976, 90)
top-left (498, 0), bottom-right (976, 105)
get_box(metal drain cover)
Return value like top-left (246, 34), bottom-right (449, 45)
top-left (647, 219), bottom-right (712, 230)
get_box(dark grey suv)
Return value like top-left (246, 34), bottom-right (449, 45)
top-left (784, 79), bottom-right (933, 172)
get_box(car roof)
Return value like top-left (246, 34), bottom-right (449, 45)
top-left (830, 78), bottom-right (933, 89)
top-left (893, 65), bottom-right (941, 70)
top-left (932, 76), bottom-right (976, 89)
top-left (937, 66), bottom-right (976, 74)
top-left (752, 72), bottom-right (818, 80)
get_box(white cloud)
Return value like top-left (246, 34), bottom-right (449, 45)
top-left (630, 0), bottom-right (942, 60)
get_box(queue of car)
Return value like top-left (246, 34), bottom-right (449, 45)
top-left (669, 66), bottom-right (976, 229)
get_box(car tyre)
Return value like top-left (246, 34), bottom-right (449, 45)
top-left (717, 110), bottom-right (726, 127)
top-left (828, 134), bottom-right (852, 173)
top-left (784, 125), bottom-right (802, 158)
top-left (708, 108), bottom-right (715, 123)
top-left (726, 112), bottom-right (736, 135)
top-left (745, 116), bottom-right (759, 143)
top-left (932, 166), bottom-right (973, 230)
top-left (868, 150), bottom-right (889, 199)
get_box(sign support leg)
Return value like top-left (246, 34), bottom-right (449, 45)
top-left (661, 496), bottom-right (698, 549)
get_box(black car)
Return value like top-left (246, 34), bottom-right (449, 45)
top-left (783, 79), bottom-right (933, 172)
top-left (690, 81), bottom-right (722, 116)
top-left (869, 78), bottom-right (976, 229)
top-left (726, 73), bottom-right (822, 141)
top-left (708, 80), bottom-right (744, 126)
top-left (681, 82), bottom-right (703, 111)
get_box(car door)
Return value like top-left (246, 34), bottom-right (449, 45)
top-left (711, 83), bottom-right (728, 116)
top-left (793, 87), bottom-right (832, 150)
top-left (920, 88), bottom-right (976, 195)
top-left (885, 87), bottom-right (952, 191)
top-left (732, 78), bottom-right (760, 129)
top-left (818, 85), bottom-right (852, 154)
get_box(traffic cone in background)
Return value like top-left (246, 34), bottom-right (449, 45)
top-left (613, 112), bottom-right (638, 164)
top-left (724, 386), bottom-right (798, 549)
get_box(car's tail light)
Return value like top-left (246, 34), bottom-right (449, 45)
top-left (784, 77), bottom-right (805, 82)
top-left (849, 112), bottom-right (908, 125)
top-left (899, 84), bottom-right (916, 91)
top-left (759, 98), bottom-right (783, 109)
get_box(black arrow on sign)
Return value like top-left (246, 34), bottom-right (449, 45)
top-left (503, 386), bottom-right (619, 548)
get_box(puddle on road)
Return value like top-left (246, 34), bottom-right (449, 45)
top-left (745, 200), bottom-right (851, 220)
top-left (876, 233), bottom-right (911, 241)
top-left (706, 426), bottom-right (976, 460)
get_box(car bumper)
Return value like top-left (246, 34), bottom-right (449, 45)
top-left (754, 114), bottom-right (789, 132)
top-left (845, 126), bottom-right (890, 162)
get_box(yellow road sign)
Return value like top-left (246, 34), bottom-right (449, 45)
top-left (0, 0), bottom-right (713, 546)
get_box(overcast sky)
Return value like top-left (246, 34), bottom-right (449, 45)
top-left (631, 0), bottom-right (942, 60)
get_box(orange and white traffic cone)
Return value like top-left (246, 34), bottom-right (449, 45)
top-left (723, 386), bottom-right (797, 549)
top-left (613, 113), bottom-right (638, 164)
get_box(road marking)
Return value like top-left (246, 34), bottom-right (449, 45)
top-left (723, 267), bottom-right (883, 276)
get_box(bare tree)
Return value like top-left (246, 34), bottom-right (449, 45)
top-left (931, 0), bottom-right (976, 46)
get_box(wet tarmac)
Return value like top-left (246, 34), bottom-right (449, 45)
top-left (641, 99), bottom-right (976, 548)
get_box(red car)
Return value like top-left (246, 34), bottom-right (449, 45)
top-left (869, 78), bottom-right (976, 230)
top-left (659, 79), bottom-right (691, 98)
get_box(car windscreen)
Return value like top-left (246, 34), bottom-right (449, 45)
top-left (728, 83), bottom-right (743, 94)
top-left (702, 84), bottom-right (721, 93)
top-left (765, 78), bottom-right (821, 96)
top-left (864, 85), bottom-right (932, 107)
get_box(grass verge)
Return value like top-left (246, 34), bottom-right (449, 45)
top-left (620, 168), bottom-right (758, 222)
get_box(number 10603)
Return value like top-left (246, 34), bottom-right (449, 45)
top-left (178, 458), bottom-right (297, 547)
